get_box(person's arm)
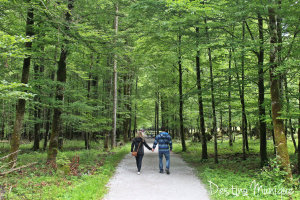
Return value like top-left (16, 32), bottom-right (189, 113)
top-left (131, 139), bottom-right (135, 152)
top-left (169, 136), bottom-right (173, 151)
top-left (152, 135), bottom-right (159, 151)
top-left (143, 140), bottom-right (152, 151)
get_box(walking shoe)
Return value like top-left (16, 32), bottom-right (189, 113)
top-left (159, 169), bottom-right (164, 173)
top-left (137, 172), bottom-right (140, 175)
top-left (166, 169), bottom-right (170, 175)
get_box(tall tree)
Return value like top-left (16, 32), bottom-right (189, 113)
top-left (268, 2), bottom-right (292, 180)
top-left (111, 3), bottom-right (119, 148)
top-left (257, 11), bottom-right (267, 166)
top-left (9, 0), bottom-right (34, 165)
top-left (178, 33), bottom-right (186, 152)
top-left (48, 0), bottom-right (74, 163)
top-left (195, 26), bottom-right (207, 160)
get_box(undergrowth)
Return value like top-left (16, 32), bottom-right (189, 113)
top-left (173, 137), bottom-right (300, 200)
top-left (0, 140), bottom-right (130, 200)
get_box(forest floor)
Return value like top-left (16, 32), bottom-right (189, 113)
top-left (0, 140), bottom-right (129, 200)
top-left (173, 136), bottom-right (300, 200)
top-left (103, 139), bottom-right (210, 200)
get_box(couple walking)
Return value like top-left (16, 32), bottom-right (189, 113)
top-left (131, 127), bottom-right (172, 175)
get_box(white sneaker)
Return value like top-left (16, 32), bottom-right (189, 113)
top-left (137, 172), bottom-right (140, 175)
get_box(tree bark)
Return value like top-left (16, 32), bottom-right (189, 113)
top-left (133, 77), bottom-right (138, 138)
top-left (47, 0), bottom-right (74, 163)
top-left (33, 64), bottom-right (42, 151)
top-left (111, 3), bottom-right (119, 148)
top-left (156, 92), bottom-right (159, 136)
top-left (268, 4), bottom-right (292, 180)
top-left (298, 79), bottom-right (300, 174)
top-left (1, 101), bottom-right (5, 140)
top-left (178, 34), bottom-right (186, 152)
top-left (228, 49), bottom-right (233, 146)
top-left (258, 11), bottom-right (267, 166)
top-left (195, 27), bottom-right (207, 160)
top-left (161, 94), bottom-right (168, 130)
top-left (43, 71), bottom-right (55, 150)
top-left (9, 2), bottom-right (34, 165)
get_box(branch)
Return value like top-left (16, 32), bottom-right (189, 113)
top-left (282, 27), bottom-right (300, 62)
top-left (0, 162), bottom-right (38, 176)
top-left (245, 20), bottom-right (259, 56)
top-left (0, 150), bottom-right (20, 161)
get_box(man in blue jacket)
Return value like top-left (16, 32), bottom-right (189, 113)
top-left (152, 127), bottom-right (172, 174)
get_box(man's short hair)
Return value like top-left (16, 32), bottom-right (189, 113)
top-left (161, 126), bottom-right (167, 132)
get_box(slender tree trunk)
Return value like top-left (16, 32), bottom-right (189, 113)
top-left (33, 64), bottom-right (41, 151)
top-left (156, 92), bottom-right (160, 135)
top-left (111, 4), bottom-right (119, 148)
top-left (284, 75), bottom-right (297, 153)
top-left (47, 0), bottom-right (73, 163)
top-left (258, 12), bottom-right (267, 166)
top-left (268, 4), bottom-right (292, 180)
top-left (1, 101), bottom-right (5, 140)
top-left (234, 21), bottom-right (247, 160)
top-left (123, 74), bottom-right (131, 143)
top-left (228, 49), bottom-right (233, 146)
top-left (133, 77), bottom-right (138, 138)
top-left (85, 65), bottom-right (92, 150)
top-left (298, 79), bottom-right (300, 174)
top-left (9, 3), bottom-right (34, 165)
top-left (195, 27), bottom-right (207, 160)
top-left (43, 71), bottom-right (55, 150)
top-left (161, 94), bottom-right (168, 130)
top-left (155, 99), bottom-right (158, 136)
top-left (178, 34), bottom-right (186, 152)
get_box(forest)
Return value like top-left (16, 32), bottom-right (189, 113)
top-left (0, 0), bottom-right (299, 199)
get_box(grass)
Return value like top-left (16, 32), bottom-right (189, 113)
top-left (0, 140), bottom-right (130, 200)
top-left (173, 136), bottom-right (300, 200)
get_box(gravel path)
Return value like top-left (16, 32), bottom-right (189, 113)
top-left (104, 139), bottom-right (210, 200)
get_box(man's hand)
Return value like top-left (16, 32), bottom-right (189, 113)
top-left (152, 148), bottom-right (154, 152)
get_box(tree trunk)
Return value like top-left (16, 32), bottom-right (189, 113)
top-left (228, 49), bottom-right (233, 146)
top-left (47, 0), bottom-right (73, 163)
top-left (85, 66), bottom-right (92, 150)
top-left (133, 77), bottom-right (138, 138)
top-left (284, 75), bottom-right (297, 153)
top-left (111, 4), bottom-right (119, 148)
top-left (155, 99), bottom-right (158, 136)
top-left (123, 74), bottom-right (131, 143)
top-left (33, 64), bottom-right (42, 151)
top-left (43, 71), bottom-right (55, 150)
top-left (161, 94), bottom-right (168, 130)
top-left (9, 3), bottom-right (34, 165)
top-left (1, 101), bottom-right (5, 140)
top-left (257, 11), bottom-right (267, 166)
top-left (268, 4), bottom-right (292, 180)
top-left (178, 34), bottom-right (186, 152)
top-left (195, 27), bottom-right (207, 160)
top-left (156, 92), bottom-right (159, 135)
top-left (234, 21), bottom-right (247, 160)
top-left (298, 79), bottom-right (300, 174)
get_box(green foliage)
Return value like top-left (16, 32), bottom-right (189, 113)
top-left (173, 138), bottom-right (300, 200)
top-left (0, 80), bottom-right (35, 100)
top-left (0, 141), bottom-right (130, 200)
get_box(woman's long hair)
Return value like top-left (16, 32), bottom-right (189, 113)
top-left (137, 131), bottom-right (144, 140)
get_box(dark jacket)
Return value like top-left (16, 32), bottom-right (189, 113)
top-left (131, 137), bottom-right (152, 155)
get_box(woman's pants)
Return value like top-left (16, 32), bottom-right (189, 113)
top-left (135, 154), bottom-right (144, 172)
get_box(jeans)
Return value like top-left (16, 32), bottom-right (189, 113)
top-left (159, 151), bottom-right (170, 170)
top-left (135, 154), bottom-right (144, 172)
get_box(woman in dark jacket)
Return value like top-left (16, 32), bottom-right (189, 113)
top-left (131, 131), bottom-right (152, 175)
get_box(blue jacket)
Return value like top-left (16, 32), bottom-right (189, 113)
top-left (153, 132), bottom-right (172, 152)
